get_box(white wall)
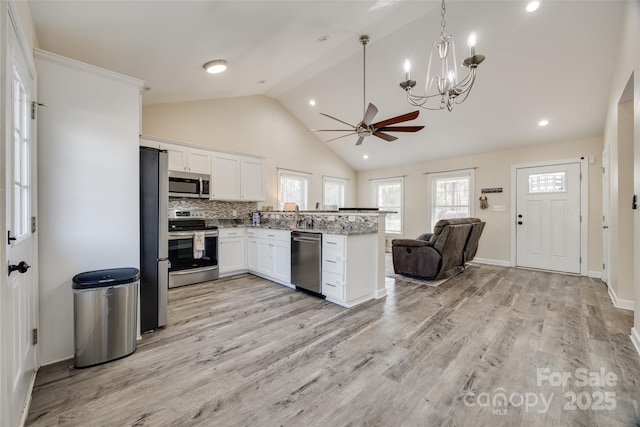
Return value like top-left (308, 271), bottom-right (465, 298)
top-left (142, 96), bottom-right (357, 210)
top-left (357, 136), bottom-right (604, 272)
top-left (36, 50), bottom-right (143, 365)
top-left (602, 0), bottom-right (640, 345)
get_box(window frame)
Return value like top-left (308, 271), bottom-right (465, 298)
top-left (322, 176), bottom-right (346, 208)
top-left (427, 169), bottom-right (475, 231)
top-left (277, 169), bottom-right (310, 210)
top-left (371, 177), bottom-right (404, 235)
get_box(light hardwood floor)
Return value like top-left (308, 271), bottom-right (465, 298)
top-left (27, 263), bottom-right (640, 426)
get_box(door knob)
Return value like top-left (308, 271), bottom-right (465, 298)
top-left (603, 225), bottom-right (609, 229)
top-left (517, 221), bottom-right (523, 225)
top-left (8, 261), bottom-right (31, 276)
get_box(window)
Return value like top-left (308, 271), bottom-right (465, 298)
top-left (428, 169), bottom-right (475, 230)
top-left (371, 177), bottom-right (403, 235)
top-left (323, 177), bottom-right (346, 208)
top-left (278, 170), bottom-right (310, 210)
top-left (12, 67), bottom-right (30, 238)
top-left (529, 172), bottom-right (566, 193)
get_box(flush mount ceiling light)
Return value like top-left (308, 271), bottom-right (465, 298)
top-left (400, 0), bottom-right (485, 111)
top-left (309, 99), bottom-right (316, 106)
top-left (203, 59), bottom-right (228, 74)
top-left (538, 119), bottom-right (549, 126)
top-left (526, 1), bottom-right (540, 12)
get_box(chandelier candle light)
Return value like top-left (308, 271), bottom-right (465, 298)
top-left (400, 0), bottom-right (485, 111)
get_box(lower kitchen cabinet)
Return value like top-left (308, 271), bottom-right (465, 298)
top-left (322, 233), bottom-right (376, 307)
top-left (218, 228), bottom-right (246, 277)
top-left (246, 228), bottom-right (291, 287)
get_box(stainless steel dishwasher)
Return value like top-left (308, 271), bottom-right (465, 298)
top-left (291, 231), bottom-right (323, 295)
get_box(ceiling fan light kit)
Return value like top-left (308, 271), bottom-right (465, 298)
top-left (311, 35), bottom-right (424, 146)
top-left (400, 0), bottom-right (485, 111)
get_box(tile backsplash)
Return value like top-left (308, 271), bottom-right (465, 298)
top-left (169, 199), bottom-right (257, 219)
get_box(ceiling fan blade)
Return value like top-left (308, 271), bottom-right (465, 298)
top-left (372, 110), bottom-right (420, 128)
top-left (376, 125), bottom-right (425, 132)
top-left (373, 131), bottom-right (398, 142)
top-left (355, 136), bottom-right (365, 146)
top-left (361, 103), bottom-right (379, 126)
top-left (325, 132), bottom-right (357, 143)
top-left (320, 113), bottom-right (356, 128)
top-left (309, 129), bottom-right (353, 132)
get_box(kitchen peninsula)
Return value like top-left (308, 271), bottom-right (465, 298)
top-left (216, 210), bottom-right (387, 307)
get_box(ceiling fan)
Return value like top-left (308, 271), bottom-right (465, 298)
top-left (311, 35), bottom-right (424, 146)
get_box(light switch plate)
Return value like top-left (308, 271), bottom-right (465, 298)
top-left (492, 205), bottom-right (506, 212)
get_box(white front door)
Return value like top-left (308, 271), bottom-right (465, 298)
top-left (2, 10), bottom-right (38, 426)
top-left (516, 163), bottom-right (581, 274)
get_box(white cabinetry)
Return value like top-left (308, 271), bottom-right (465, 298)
top-left (322, 234), bottom-right (376, 307)
top-left (211, 153), bottom-right (241, 200)
top-left (160, 142), bottom-right (211, 175)
top-left (246, 228), bottom-right (291, 286)
top-left (218, 228), bottom-right (246, 276)
top-left (211, 153), bottom-right (265, 201)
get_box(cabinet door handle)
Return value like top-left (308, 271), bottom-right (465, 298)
top-left (326, 241), bottom-right (337, 245)
top-left (326, 260), bottom-right (337, 264)
top-left (325, 282), bottom-right (336, 288)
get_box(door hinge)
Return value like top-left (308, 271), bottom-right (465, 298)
top-left (31, 216), bottom-right (37, 233)
top-left (602, 167), bottom-right (605, 174)
top-left (603, 263), bottom-right (605, 270)
top-left (32, 328), bottom-right (38, 345)
top-left (31, 101), bottom-right (47, 120)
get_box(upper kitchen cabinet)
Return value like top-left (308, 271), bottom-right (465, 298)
top-left (211, 153), bottom-right (265, 201)
top-left (160, 143), bottom-right (211, 175)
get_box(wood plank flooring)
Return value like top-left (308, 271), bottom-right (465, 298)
top-left (27, 262), bottom-right (640, 426)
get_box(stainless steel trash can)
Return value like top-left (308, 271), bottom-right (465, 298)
top-left (72, 268), bottom-right (139, 368)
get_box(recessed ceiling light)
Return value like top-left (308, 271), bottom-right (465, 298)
top-left (317, 35), bottom-right (330, 43)
top-left (526, 1), bottom-right (540, 12)
top-left (309, 99), bottom-right (316, 106)
top-left (363, 154), bottom-right (369, 159)
top-left (538, 119), bottom-right (549, 126)
top-left (257, 80), bottom-right (266, 84)
top-left (203, 59), bottom-right (228, 74)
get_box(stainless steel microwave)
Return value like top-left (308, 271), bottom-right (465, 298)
top-left (168, 171), bottom-right (210, 199)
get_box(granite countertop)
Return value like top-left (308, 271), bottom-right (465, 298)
top-left (212, 222), bottom-right (377, 236)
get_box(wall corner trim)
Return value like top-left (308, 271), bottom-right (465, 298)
top-left (607, 284), bottom-right (635, 311)
top-left (631, 328), bottom-right (640, 358)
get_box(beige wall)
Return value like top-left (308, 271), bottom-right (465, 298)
top-left (142, 95), bottom-right (357, 210)
top-left (602, 1), bottom-right (640, 333)
top-left (357, 136), bottom-right (604, 273)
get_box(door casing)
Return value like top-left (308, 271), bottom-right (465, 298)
top-left (510, 157), bottom-right (588, 276)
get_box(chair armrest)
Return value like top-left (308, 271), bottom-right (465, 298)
top-left (391, 239), bottom-right (433, 248)
top-left (416, 233), bottom-right (434, 241)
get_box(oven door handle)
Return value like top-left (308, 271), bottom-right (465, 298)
top-left (168, 231), bottom-right (219, 239)
top-left (170, 265), bottom-right (218, 275)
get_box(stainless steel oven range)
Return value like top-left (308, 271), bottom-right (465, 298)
top-left (168, 217), bottom-right (219, 288)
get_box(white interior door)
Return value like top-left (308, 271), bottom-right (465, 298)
top-left (2, 11), bottom-right (38, 427)
top-left (602, 146), bottom-right (610, 283)
top-left (516, 163), bottom-right (581, 274)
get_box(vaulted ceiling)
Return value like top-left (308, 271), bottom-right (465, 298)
top-left (29, 0), bottom-right (624, 170)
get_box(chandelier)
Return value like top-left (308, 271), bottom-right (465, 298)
top-left (399, 0), bottom-right (485, 111)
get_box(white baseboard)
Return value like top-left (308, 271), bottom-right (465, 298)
top-left (470, 258), bottom-right (511, 267)
top-left (607, 284), bottom-right (635, 311)
top-left (631, 328), bottom-right (640, 358)
top-left (41, 355), bottom-right (73, 367)
top-left (374, 288), bottom-right (387, 299)
top-left (17, 369), bottom-right (37, 427)
top-left (588, 270), bottom-right (602, 279)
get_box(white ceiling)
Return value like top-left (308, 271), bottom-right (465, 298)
top-left (29, 0), bottom-right (624, 171)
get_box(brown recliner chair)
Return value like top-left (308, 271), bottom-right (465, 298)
top-left (391, 218), bottom-right (485, 280)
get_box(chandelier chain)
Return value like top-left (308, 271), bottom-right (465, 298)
top-left (440, 0), bottom-right (447, 39)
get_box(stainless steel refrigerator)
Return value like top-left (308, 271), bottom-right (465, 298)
top-left (140, 146), bottom-right (169, 332)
